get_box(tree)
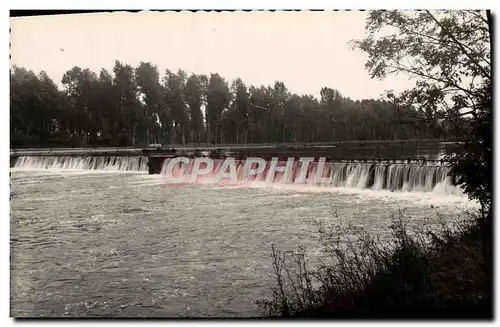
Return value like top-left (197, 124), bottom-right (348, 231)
top-left (447, 86), bottom-right (491, 216)
top-left (62, 66), bottom-right (103, 145)
top-left (269, 82), bottom-right (290, 142)
top-left (206, 73), bottom-right (231, 144)
top-left (248, 85), bottom-right (272, 143)
top-left (353, 10), bottom-right (490, 131)
top-left (229, 78), bottom-right (250, 143)
top-left (11, 66), bottom-right (63, 145)
top-left (354, 10), bottom-right (492, 214)
top-left (37, 71), bottom-right (63, 143)
top-left (163, 69), bottom-right (189, 144)
top-left (135, 62), bottom-right (163, 144)
top-left (94, 69), bottom-right (116, 144)
top-left (11, 58), bottom-right (448, 147)
top-left (113, 61), bottom-right (140, 146)
top-left (185, 74), bottom-right (207, 144)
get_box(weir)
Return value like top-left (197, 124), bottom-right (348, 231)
top-left (10, 142), bottom-right (460, 194)
top-left (158, 158), bottom-right (457, 193)
top-left (11, 155), bottom-right (459, 194)
top-left (13, 156), bottom-right (149, 172)
top-left (10, 141), bottom-right (455, 169)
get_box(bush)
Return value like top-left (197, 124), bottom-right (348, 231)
top-left (446, 87), bottom-right (492, 218)
top-left (258, 211), bottom-right (492, 319)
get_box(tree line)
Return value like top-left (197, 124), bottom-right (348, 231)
top-left (10, 62), bottom-right (468, 148)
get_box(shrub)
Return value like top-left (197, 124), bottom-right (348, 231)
top-left (258, 211), bottom-right (491, 318)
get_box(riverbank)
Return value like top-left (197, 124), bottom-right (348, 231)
top-left (258, 211), bottom-right (492, 319)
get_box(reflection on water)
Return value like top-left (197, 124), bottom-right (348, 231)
top-left (10, 169), bottom-right (476, 317)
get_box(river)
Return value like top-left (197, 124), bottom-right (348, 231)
top-left (10, 167), bottom-right (476, 317)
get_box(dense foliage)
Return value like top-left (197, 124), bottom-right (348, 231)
top-left (353, 10), bottom-right (490, 121)
top-left (11, 61), bottom-right (467, 148)
top-left (354, 9), bottom-right (492, 215)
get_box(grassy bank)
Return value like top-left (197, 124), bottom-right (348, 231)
top-left (258, 211), bottom-right (492, 319)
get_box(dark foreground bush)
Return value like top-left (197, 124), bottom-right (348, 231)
top-left (258, 211), bottom-right (492, 319)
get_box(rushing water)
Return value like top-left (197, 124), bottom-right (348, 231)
top-left (10, 160), bottom-right (476, 317)
top-left (160, 158), bottom-right (458, 194)
top-left (15, 155), bottom-right (460, 194)
top-left (14, 156), bottom-right (149, 172)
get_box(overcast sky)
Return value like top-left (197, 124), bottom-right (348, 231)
top-left (10, 11), bottom-right (415, 100)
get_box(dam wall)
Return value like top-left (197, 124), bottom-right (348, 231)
top-left (10, 141), bottom-right (458, 174)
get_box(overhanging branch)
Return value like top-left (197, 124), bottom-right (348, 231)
top-left (425, 10), bottom-right (491, 79)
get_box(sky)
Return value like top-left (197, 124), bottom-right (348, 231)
top-left (10, 11), bottom-right (416, 100)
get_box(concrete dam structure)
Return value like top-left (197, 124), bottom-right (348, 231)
top-left (10, 141), bottom-right (454, 172)
top-left (10, 141), bottom-right (460, 194)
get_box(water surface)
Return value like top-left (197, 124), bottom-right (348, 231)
top-left (10, 169), bottom-right (475, 317)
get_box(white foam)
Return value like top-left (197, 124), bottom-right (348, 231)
top-left (13, 156), bottom-right (149, 173)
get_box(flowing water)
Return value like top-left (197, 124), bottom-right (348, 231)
top-left (10, 156), bottom-right (477, 317)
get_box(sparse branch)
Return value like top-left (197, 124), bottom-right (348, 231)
top-left (250, 102), bottom-right (271, 114)
top-left (459, 109), bottom-right (476, 117)
top-left (469, 10), bottom-right (489, 26)
top-left (385, 63), bottom-right (477, 100)
top-left (425, 10), bottom-right (491, 77)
